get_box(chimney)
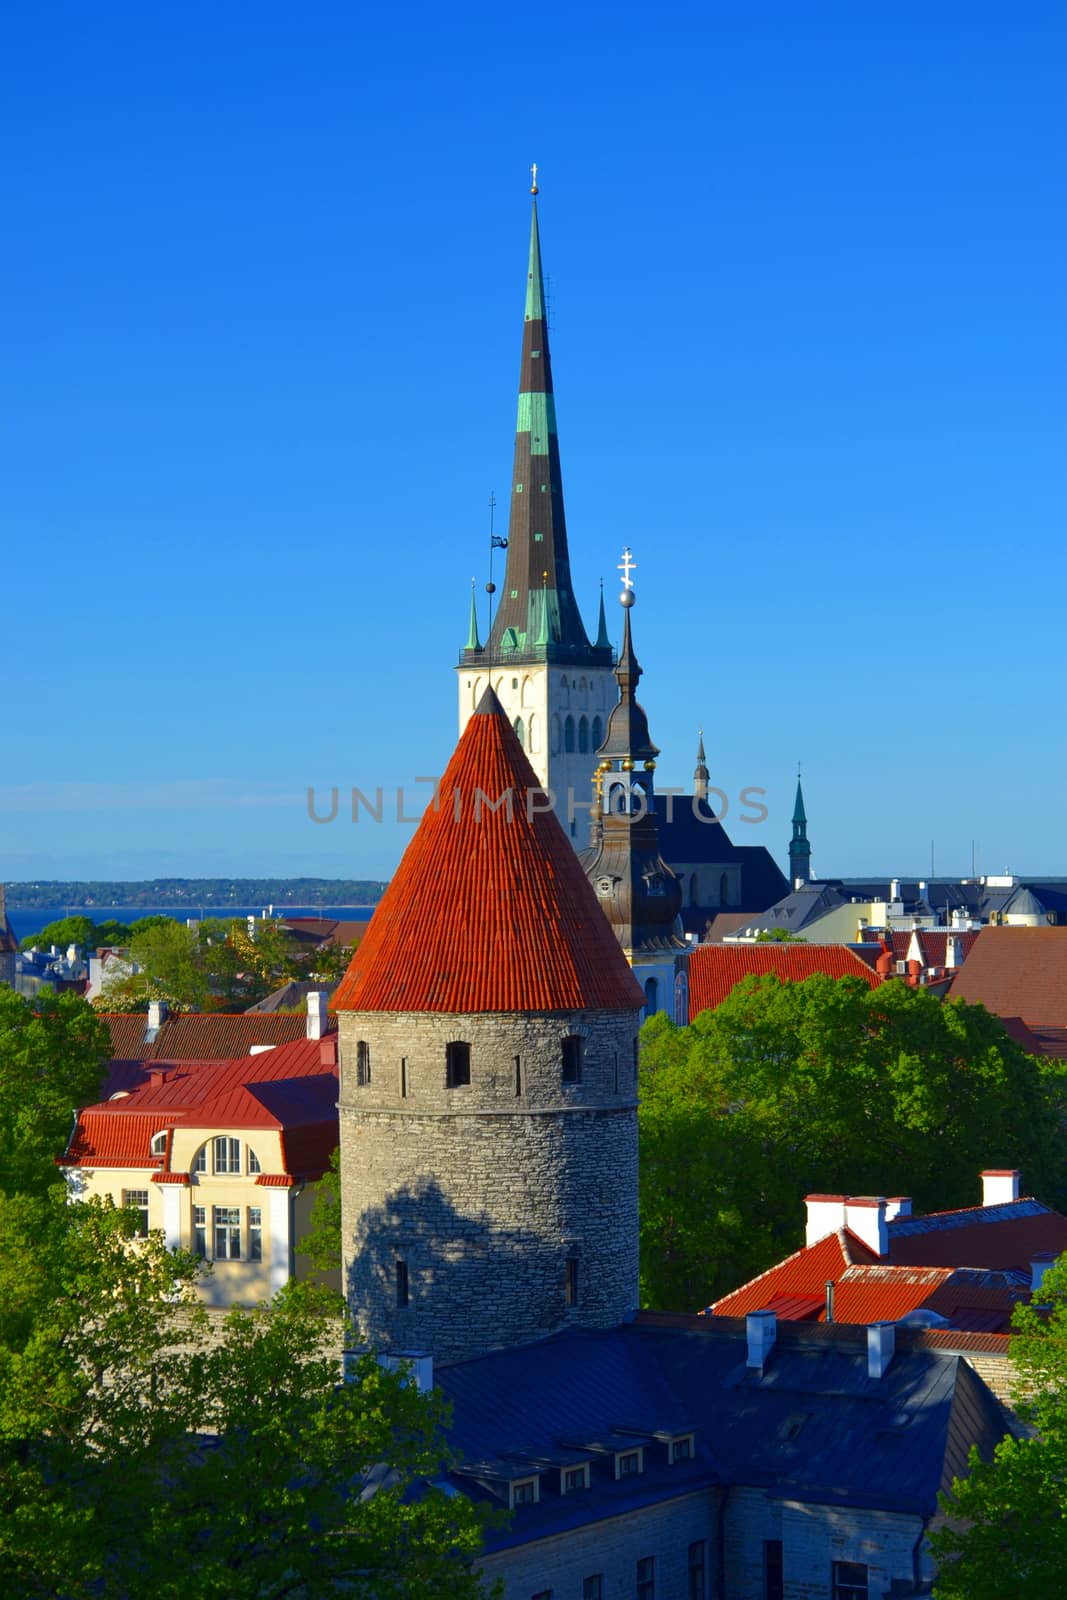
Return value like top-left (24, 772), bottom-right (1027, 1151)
top-left (824, 1280), bottom-right (835, 1323)
top-left (380, 1349), bottom-right (434, 1392)
top-left (805, 1194), bottom-right (848, 1246)
top-left (845, 1197), bottom-right (889, 1257)
top-left (885, 1196), bottom-right (912, 1222)
top-left (319, 1035), bottom-right (338, 1066)
top-left (867, 1321), bottom-right (896, 1380)
top-left (306, 990), bottom-right (328, 1040)
top-left (1031, 1253), bottom-right (1057, 1296)
top-left (147, 999), bottom-right (168, 1030)
top-left (889, 878), bottom-right (901, 902)
top-left (945, 933), bottom-right (962, 970)
top-left (148, 1067), bottom-right (169, 1088)
top-left (981, 1169), bottom-right (1021, 1207)
top-left (746, 1309), bottom-right (777, 1372)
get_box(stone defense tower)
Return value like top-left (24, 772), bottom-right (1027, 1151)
top-left (334, 688), bottom-right (644, 1364)
top-left (457, 181), bottom-right (616, 843)
top-left (580, 569), bottom-right (688, 1022)
top-left (789, 772), bottom-right (812, 887)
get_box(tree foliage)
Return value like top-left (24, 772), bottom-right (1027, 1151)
top-left (299, 1143), bottom-right (343, 1274)
top-left (933, 1254), bottom-right (1067, 1598)
top-left (639, 974), bottom-right (1066, 1311)
top-left (97, 917), bottom-right (306, 1011)
top-left (0, 989), bottom-right (111, 1197)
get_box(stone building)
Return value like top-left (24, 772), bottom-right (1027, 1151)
top-left (333, 687), bottom-right (645, 1364)
top-left (0, 886), bottom-right (16, 989)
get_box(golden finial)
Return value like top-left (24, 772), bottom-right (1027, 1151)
top-left (530, 162), bottom-right (539, 195)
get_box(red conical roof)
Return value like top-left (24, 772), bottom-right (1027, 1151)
top-left (333, 691), bottom-right (644, 1014)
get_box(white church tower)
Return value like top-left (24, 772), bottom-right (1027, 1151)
top-left (457, 177), bottom-right (616, 843)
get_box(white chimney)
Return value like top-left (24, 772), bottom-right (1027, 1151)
top-left (805, 1194), bottom-right (848, 1246)
top-left (889, 878), bottom-right (901, 901)
top-left (867, 1321), bottom-right (896, 1380)
top-left (746, 1309), bottom-right (777, 1372)
top-left (147, 999), bottom-right (168, 1030)
top-left (981, 1169), bottom-right (1021, 1207)
top-left (380, 1349), bottom-right (434, 1392)
top-left (945, 934), bottom-right (962, 970)
top-left (885, 1196), bottom-right (912, 1223)
top-left (306, 990), bottom-right (328, 1040)
top-left (845, 1197), bottom-right (889, 1257)
top-left (1031, 1253), bottom-right (1057, 1295)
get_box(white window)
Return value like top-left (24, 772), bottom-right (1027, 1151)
top-left (248, 1207), bottom-right (263, 1262)
top-left (193, 1205), bottom-right (207, 1258)
top-left (192, 1145), bottom-right (207, 1174)
top-left (213, 1206), bottom-right (241, 1259)
top-left (247, 1146), bottom-right (261, 1175)
top-left (670, 1433), bottom-right (694, 1463)
top-left (214, 1136), bottom-right (241, 1174)
top-left (150, 1130), bottom-right (167, 1156)
top-left (124, 1189), bottom-right (149, 1237)
top-left (615, 1449), bottom-right (642, 1479)
top-left (562, 1464), bottom-right (589, 1494)
top-left (510, 1477), bottom-right (539, 1508)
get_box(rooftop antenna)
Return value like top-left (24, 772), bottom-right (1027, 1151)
top-left (485, 491), bottom-right (507, 639)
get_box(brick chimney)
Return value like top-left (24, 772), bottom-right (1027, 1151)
top-left (981, 1169), bottom-right (1021, 1206)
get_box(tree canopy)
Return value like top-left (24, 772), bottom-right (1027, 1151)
top-left (0, 988), bottom-right (110, 1197)
top-left (638, 974), bottom-right (1066, 1311)
top-left (933, 1253), bottom-right (1067, 1598)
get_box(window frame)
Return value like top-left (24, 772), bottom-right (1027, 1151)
top-left (582, 1578), bottom-right (603, 1600)
top-left (396, 1258), bottom-right (410, 1308)
top-left (763, 1539), bottom-right (784, 1600)
top-left (213, 1205), bottom-right (241, 1260)
top-left (509, 1476), bottom-right (539, 1509)
top-left (615, 1447), bottom-right (643, 1479)
top-left (831, 1561), bottom-right (868, 1600)
top-left (149, 1130), bottom-right (167, 1156)
top-left (192, 1204), bottom-right (207, 1258)
top-left (688, 1540), bottom-right (707, 1600)
top-left (213, 1135), bottom-right (241, 1175)
top-left (562, 1463), bottom-right (589, 1494)
top-left (124, 1189), bottom-right (150, 1237)
top-left (356, 1039), bottom-right (371, 1087)
top-left (561, 1034), bottom-right (583, 1085)
top-left (670, 1432), bottom-right (695, 1463)
top-left (636, 1555), bottom-right (655, 1600)
top-left (248, 1206), bottom-right (263, 1263)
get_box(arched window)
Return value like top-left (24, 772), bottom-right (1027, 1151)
top-left (150, 1130), bottom-right (167, 1156)
top-left (578, 716), bottom-right (589, 753)
top-left (561, 1035), bottom-right (584, 1084)
top-left (446, 1041), bottom-right (471, 1088)
top-left (644, 977), bottom-right (659, 1015)
top-left (719, 872), bottom-right (730, 907)
top-left (356, 1040), bottom-right (371, 1087)
top-left (673, 971), bottom-right (689, 1026)
top-left (564, 716), bottom-right (576, 753)
top-left (514, 716), bottom-right (525, 749)
top-left (591, 715), bottom-right (603, 748)
top-left (527, 712), bottom-right (537, 753)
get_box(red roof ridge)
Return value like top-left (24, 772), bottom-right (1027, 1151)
top-left (333, 694), bottom-right (644, 1015)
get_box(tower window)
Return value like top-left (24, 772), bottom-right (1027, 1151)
top-left (534, 530), bottom-right (544, 539)
top-left (446, 1041), bottom-right (471, 1088)
top-left (400, 1057), bottom-right (408, 1098)
top-left (643, 977), bottom-right (659, 1015)
top-left (591, 715), bottom-right (603, 747)
top-left (578, 715), bottom-right (589, 753)
top-left (356, 1040), bottom-right (371, 1087)
top-left (396, 1259), bottom-right (409, 1308)
top-left (511, 677), bottom-right (518, 689)
top-left (564, 715), bottom-right (576, 753)
top-left (514, 716), bottom-right (525, 748)
top-left (514, 1055), bottom-right (522, 1097)
top-left (613, 1052), bottom-right (619, 1093)
top-left (561, 1035), bottom-right (583, 1084)
top-left (565, 1256), bottom-right (579, 1307)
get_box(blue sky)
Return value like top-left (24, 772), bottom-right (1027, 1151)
top-left (3, 2), bottom-right (1064, 883)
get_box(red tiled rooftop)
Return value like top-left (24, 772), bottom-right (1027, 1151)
top-left (333, 690), bottom-right (644, 1015)
top-left (949, 926), bottom-right (1067, 1026)
top-left (688, 943), bottom-right (881, 1020)
top-left (101, 1011), bottom-right (330, 1062)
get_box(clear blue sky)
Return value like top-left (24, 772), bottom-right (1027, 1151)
top-left (3, 2), bottom-right (1064, 883)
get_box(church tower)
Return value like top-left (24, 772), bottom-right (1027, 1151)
top-left (580, 558), bottom-right (687, 1022)
top-left (457, 178), bottom-right (616, 842)
top-left (334, 689), bottom-right (644, 1364)
top-left (0, 887), bottom-right (16, 989)
top-left (789, 772), bottom-right (812, 887)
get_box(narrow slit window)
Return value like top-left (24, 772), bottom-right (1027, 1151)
top-left (565, 1256), bottom-right (579, 1307)
top-left (356, 1040), bottom-right (371, 1087)
top-left (248, 1207), bottom-right (263, 1262)
top-left (561, 1035), bottom-right (583, 1084)
top-left (514, 1055), bottom-right (522, 1096)
top-left (396, 1259), bottom-right (409, 1308)
top-left (400, 1057), bottom-right (408, 1098)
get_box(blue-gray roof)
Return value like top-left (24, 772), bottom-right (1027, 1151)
top-left (434, 1320), bottom-right (1005, 1551)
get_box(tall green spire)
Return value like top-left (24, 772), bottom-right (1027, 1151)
top-left (793, 775), bottom-right (807, 825)
top-left (464, 580), bottom-right (482, 651)
top-left (524, 200), bottom-right (545, 324)
top-left (789, 767), bottom-right (812, 885)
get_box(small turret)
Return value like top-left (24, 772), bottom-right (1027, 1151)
top-left (694, 730), bottom-right (709, 804)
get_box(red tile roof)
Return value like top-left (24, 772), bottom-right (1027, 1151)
top-left (101, 1012), bottom-right (328, 1061)
top-left (688, 943), bottom-right (881, 1020)
top-left (60, 1038), bottom-right (337, 1180)
top-left (710, 1230), bottom-right (1026, 1330)
top-left (889, 929), bottom-right (979, 967)
top-left (333, 690), bottom-right (644, 1015)
top-left (949, 926), bottom-right (1067, 1025)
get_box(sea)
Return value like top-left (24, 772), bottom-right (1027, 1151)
top-left (8, 905), bottom-right (376, 944)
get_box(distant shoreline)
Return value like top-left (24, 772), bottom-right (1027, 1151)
top-left (3, 879), bottom-right (387, 911)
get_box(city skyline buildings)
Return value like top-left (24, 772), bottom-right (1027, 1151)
top-left (4, 7), bottom-right (1064, 882)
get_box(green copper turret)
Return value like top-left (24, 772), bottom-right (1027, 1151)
top-left (789, 773), bottom-right (812, 886)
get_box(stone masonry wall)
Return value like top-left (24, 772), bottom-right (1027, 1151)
top-left (724, 1486), bottom-right (929, 1599)
top-left (338, 1008), bottom-right (639, 1362)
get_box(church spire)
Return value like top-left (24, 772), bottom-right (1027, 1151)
top-left (464, 579), bottom-right (482, 652)
top-left (694, 729), bottom-right (709, 803)
top-left (789, 767), bottom-right (812, 887)
top-left (471, 185), bottom-right (608, 666)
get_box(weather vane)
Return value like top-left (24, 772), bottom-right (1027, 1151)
top-left (530, 162), bottom-right (539, 195)
top-left (618, 547), bottom-right (637, 591)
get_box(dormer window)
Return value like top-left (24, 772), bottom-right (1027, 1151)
top-left (670, 1434), bottom-right (694, 1463)
top-left (615, 1448), bottom-right (642, 1479)
top-left (150, 1131), bottom-right (167, 1156)
top-left (446, 1041), bottom-right (471, 1089)
top-left (561, 1036), bottom-right (583, 1085)
top-left (509, 1476), bottom-right (539, 1509)
top-left (562, 1463), bottom-right (589, 1494)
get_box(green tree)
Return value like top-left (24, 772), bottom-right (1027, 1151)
top-left (299, 1144), bottom-right (342, 1274)
top-left (639, 975), bottom-right (1065, 1311)
top-left (932, 1254), bottom-right (1067, 1598)
top-left (98, 919), bottom-right (211, 1011)
top-left (19, 915), bottom-right (101, 953)
top-left (0, 1200), bottom-right (495, 1599)
top-left (0, 989), bottom-right (111, 1197)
